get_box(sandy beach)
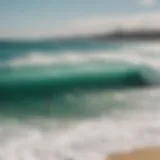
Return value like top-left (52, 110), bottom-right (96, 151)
top-left (107, 147), bottom-right (160, 160)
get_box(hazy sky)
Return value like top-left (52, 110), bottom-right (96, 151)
top-left (0, 0), bottom-right (160, 38)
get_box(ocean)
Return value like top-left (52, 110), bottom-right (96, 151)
top-left (0, 39), bottom-right (160, 160)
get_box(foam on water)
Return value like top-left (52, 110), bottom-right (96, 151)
top-left (0, 88), bottom-right (160, 160)
top-left (0, 51), bottom-right (145, 67)
top-left (1, 42), bottom-right (159, 69)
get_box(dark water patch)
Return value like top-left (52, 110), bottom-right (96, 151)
top-left (0, 86), bottom-right (146, 119)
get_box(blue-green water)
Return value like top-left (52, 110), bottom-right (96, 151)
top-left (0, 40), bottom-right (160, 160)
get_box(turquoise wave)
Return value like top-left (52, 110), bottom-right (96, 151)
top-left (0, 64), bottom-right (148, 100)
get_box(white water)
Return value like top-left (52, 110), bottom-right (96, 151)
top-left (3, 42), bottom-right (160, 69)
top-left (0, 88), bottom-right (160, 160)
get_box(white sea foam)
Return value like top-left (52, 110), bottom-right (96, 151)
top-left (2, 42), bottom-right (160, 70)
top-left (0, 88), bottom-right (160, 160)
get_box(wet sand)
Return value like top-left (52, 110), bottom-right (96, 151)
top-left (107, 147), bottom-right (160, 160)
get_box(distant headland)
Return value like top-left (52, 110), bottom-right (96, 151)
top-left (0, 30), bottom-right (160, 42)
top-left (90, 30), bottom-right (160, 41)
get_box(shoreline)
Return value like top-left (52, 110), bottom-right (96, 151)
top-left (107, 147), bottom-right (160, 160)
